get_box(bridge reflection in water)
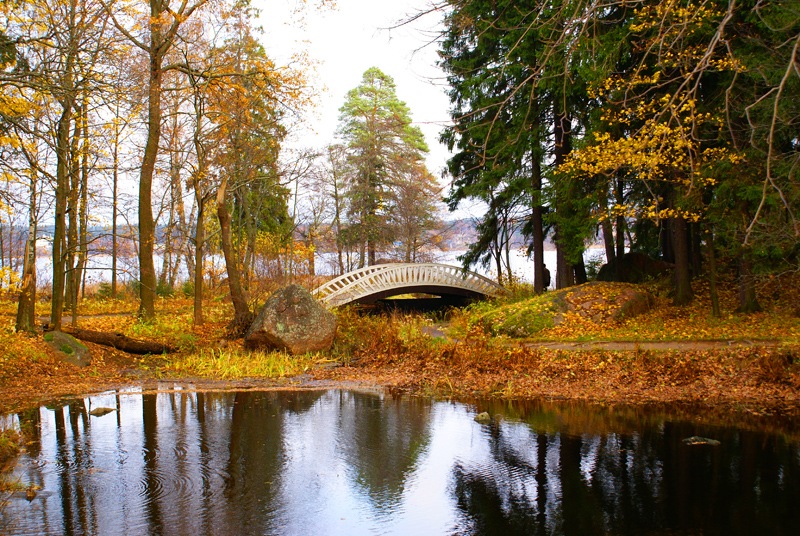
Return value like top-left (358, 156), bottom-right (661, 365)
top-left (312, 263), bottom-right (505, 308)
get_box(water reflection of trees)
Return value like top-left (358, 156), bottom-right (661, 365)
top-left (4, 389), bottom-right (434, 534)
top-left (5, 393), bottom-right (800, 534)
top-left (217, 390), bottom-right (323, 532)
top-left (335, 391), bottom-right (432, 511)
top-left (452, 413), bottom-right (800, 535)
top-left (3, 390), bottom-right (329, 535)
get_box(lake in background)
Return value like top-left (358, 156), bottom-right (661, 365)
top-left (31, 247), bottom-right (606, 290)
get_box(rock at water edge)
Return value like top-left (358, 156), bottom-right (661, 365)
top-left (244, 284), bottom-right (337, 355)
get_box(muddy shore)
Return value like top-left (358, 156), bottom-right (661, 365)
top-left (1, 336), bottom-right (798, 423)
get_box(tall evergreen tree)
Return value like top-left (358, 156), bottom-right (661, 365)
top-left (337, 67), bottom-right (429, 266)
top-left (440, 0), bottom-right (596, 290)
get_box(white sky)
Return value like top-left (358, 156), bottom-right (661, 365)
top-left (253, 0), bottom-right (453, 177)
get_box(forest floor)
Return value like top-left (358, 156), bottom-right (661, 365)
top-left (0, 274), bottom-right (799, 419)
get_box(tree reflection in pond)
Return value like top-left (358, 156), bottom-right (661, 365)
top-left (450, 401), bottom-right (800, 535)
top-left (1, 391), bottom-right (799, 535)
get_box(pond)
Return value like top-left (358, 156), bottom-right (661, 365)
top-left (2, 389), bottom-right (799, 535)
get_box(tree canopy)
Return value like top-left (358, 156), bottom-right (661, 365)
top-left (439, 0), bottom-right (800, 309)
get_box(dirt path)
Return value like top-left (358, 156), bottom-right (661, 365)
top-left (525, 339), bottom-right (781, 352)
top-left (420, 325), bottom-right (781, 352)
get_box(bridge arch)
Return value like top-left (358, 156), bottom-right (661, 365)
top-left (312, 263), bottom-right (505, 308)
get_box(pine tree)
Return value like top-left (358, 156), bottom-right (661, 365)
top-left (337, 67), bottom-right (429, 266)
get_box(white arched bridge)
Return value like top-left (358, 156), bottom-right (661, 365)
top-left (312, 263), bottom-right (506, 308)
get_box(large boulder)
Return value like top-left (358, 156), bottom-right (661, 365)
top-left (244, 284), bottom-right (337, 355)
top-left (556, 281), bottom-right (654, 324)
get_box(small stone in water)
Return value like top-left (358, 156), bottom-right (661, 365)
top-left (474, 412), bottom-right (491, 424)
top-left (89, 407), bottom-right (116, 417)
top-left (682, 436), bottom-right (721, 446)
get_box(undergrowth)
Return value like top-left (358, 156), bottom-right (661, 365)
top-left (446, 276), bottom-right (800, 344)
top-left (332, 308), bottom-right (458, 364)
top-left (0, 429), bottom-right (20, 468)
top-left (164, 347), bottom-right (331, 380)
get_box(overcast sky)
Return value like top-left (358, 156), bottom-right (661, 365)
top-left (254, 0), bottom-right (453, 176)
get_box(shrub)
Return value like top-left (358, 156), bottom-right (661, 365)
top-left (156, 281), bottom-right (174, 298)
top-left (0, 429), bottom-right (21, 466)
top-left (96, 282), bottom-right (114, 299)
top-left (181, 280), bottom-right (194, 298)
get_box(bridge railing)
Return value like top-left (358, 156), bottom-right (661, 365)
top-left (312, 263), bottom-right (505, 307)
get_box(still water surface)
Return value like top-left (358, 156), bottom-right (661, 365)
top-left (2, 389), bottom-right (799, 535)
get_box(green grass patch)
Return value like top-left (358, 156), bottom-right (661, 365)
top-left (458, 292), bottom-right (562, 338)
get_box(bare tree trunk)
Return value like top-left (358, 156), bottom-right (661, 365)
top-left (137, 3), bottom-right (166, 321)
top-left (16, 155), bottom-right (38, 333)
top-left (553, 108), bottom-right (576, 289)
top-left (193, 196), bottom-right (205, 326)
top-left (602, 218), bottom-right (615, 267)
top-left (368, 239), bottom-right (376, 266)
top-left (138, 56), bottom-right (160, 320)
top-left (111, 106), bottom-right (120, 299)
top-left (600, 177), bottom-right (615, 268)
top-left (494, 236), bottom-right (503, 286)
top-left (706, 226), bottom-right (721, 317)
top-left (358, 239), bottom-right (366, 269)
top-left (331, 167), bottom-right (345, 275)
top-left (307, 231), bottom-right (316, 276)
top-left (183, 211), bottom-right (196, 280)
top-left (170, 180), bottom-right (188, 288)
top-left (77, 99), bottom-right (89, 299)
top-left (0, 221), bottom-right (4, 270)
top-left (503, 213), bottom-right (512, 284)
top-left (573, 257), bottom-right (587, 285)
top-left (615, 178), bottom-right (626, 259)
top-left (531, 151), bottom-right (546, 294)
top-left (737, 247), bottom-right (762, 313)
top-left (160, 95), bottom-right (181, 290)
top-left (556, 245), bottom-right (574, 289)
top-left (336, 241), bottom-right (345, 275)
top-left (217, 177), bottom-right (254, 336)
top-left (159, 185), bottom-right (175, 290)
top-left (52, 100), bottom-right (74, 331)
top-left (671, 215), bottom-right (693, 305)
top-left (66, 109), bottom-right (81, 324)
top-left (690, 222), bottom-right (702, 278)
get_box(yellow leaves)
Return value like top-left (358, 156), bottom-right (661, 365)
top-left (0, 266), bottom-right (20, 290)
top-left (0, 92), bottom-right (33, 121)
top-left (561, 90), bottom-right (741, 226)
top-left (630, 1), bottom-right (724, 38)
top-left (639, 200), bottom-right (703, 223)
top-left (562, 118), bottom-right (695, 181)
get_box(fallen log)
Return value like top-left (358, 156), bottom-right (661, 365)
top-left (60, 327), bottom-right (177, 355)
